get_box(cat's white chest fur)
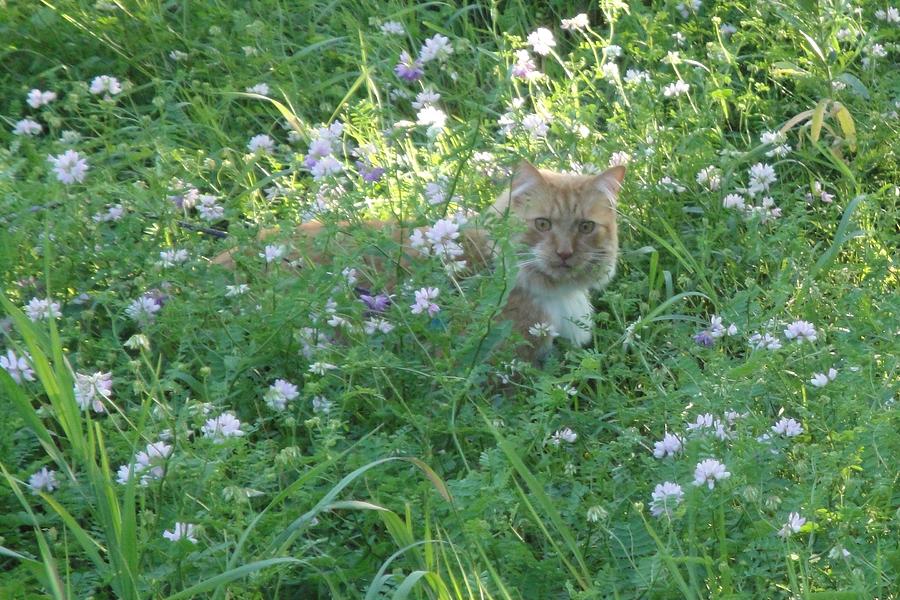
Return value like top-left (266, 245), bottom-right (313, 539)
top-left (535, 289), bottom-right (593, 346)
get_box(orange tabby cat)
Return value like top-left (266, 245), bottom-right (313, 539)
top-left (212, 160), bottom-right (624, 362)
top-left (490, 161), bottom-right (624, 361)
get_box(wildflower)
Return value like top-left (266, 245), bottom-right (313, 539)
top-left (202, 412), bottom-right (244, 443)
top-left (693, 330), bottom-right (715, 347)
top-left (380, 21), bottom-right (404, 35)
top-left (124, 334), bottom-right (150, 351)
top-left (806, 181), bottom-right (834, 204)
top-left (120, 440), bottom-right (173, 485)
top-left (260, 244), bottom-right (286, 264)
top-left (412, 90), bottom-right (441, 110)
top-left (686, 413), bottom-right (728, 440)
top-left (416, 105), bottom-right (447, 137)
top-left (163, 522), bottom-right (198, 543)
top-left (652, 433), bottom-right (683, 458)
top-left (47, 150), bottom-right (89, 184)
top-left (875, 6), bottom-right (900, 22)
top-left (311, 395), bottom-right (333, 414)
top-left (658, 176), bottom-right (686, 193)
top-left (696, 166), bottom-right (721, 190)
top-left (649, 481), bottom-right (684, 517)
top-left (671, 32), bottom-right (686, 45)
top-left (527, 28), bottom-right (556, 56)
top-left (692, 458), bottom-right (731, 489)
top-left (549, 427), bottom-right (578, 445)
top-left (829, 546), bottom-right (852, 559)
top-left (311, 155), bottom-right (344, 178)
top-left (528, 322), bottom-right (558, 338)
top-left (424, 181), bottom-right (448, 205)
top-left (601, 62), bottom-right (619, 80)
top-left (89, 75), bottom-right (123, 96)
top-left (157, 249), bottom-right (189, 268)
top-left (364, 317), bottom-right (395, 334)
top-left (772, 417), bottom-right (803, 437)
top-left (623, 69), bottom-right (651, 85)
top-left (676, 0), bottom-right (701, 18)
top-left (777, 512), bottom-right (806, 538)
top-left (225, 284), bottom-right (249, 297)
top-left (511, 49), bottom-right (540, 81)
top-left (29, 467), bottom-right (59, 495)
top-left (247, 134), bottom-right (275, 154)
top-left (605, 44), bottom-right (623, 58)
top-left (663, 80), bottom-right (690, 97)
top-left (749, 332), bottom-right (782, 350)
top-left (586, 505), bottom-right (607, 523)
top-left (308, 362), bottom-right (337, 375)
top-left (784, 320), bottom-right (817, 343)
top-left (719, 23), bottom-right (737, 35)
top-left (168, 50), bottom-right (187, 61)
top-left (27, 89), bottom-right (57, 108)
top-left (93, 204), bottom-right (125, 222)
top-left (245, 83), bottom-right (269, 96)
top-left (419, 34), bottom-right (453, 63)
top-left (394, 51), bottom-right (424, 82)
top-left (24, 297), bottom-right (61, 321)
top-left (126, 295), bottom-right (161, 324)
top-left (748, 163), bottom-right (777, 196)
top-left (410, 287), bottom-right (440, 317)
top-left (360, 292), bottom-right (391, 314)
top-left (1, 349), bottom-right (36, 384)
top-left (265, 379), bottom-right (299, 411)
top-left (12, 119), bottom-right (42, 136)
top-left (74, 371), bottom-right (113, 413)
top-left (521, 113), bottom-right (549, 138)
top-left (561, 14), bottom-right (589, 30)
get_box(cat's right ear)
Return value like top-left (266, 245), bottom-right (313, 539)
top-left (510, 160), bottom-right (545, 202)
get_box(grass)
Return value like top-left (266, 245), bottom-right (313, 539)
top-left (1, 0), bottom-right (898, 598)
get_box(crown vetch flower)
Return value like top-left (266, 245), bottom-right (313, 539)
top-left (693, 458), bottom-right (731, 489)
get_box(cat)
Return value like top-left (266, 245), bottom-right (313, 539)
top-left (488, 161), bottom-right (624, 362)
top-left (212, 160), bottom-right (624, 363)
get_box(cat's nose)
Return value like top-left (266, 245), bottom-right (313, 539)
top-left (556, 250), bottom-right (573, 262)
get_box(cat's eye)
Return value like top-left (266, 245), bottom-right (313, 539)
top-left (534, 218), bottom-right (552, 231)
top-left (578, 220), bottom-right (596, 234)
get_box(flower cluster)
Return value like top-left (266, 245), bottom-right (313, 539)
top-left (116, 440), bottom-right (172, 486)
top-left (74, 371), bottom-right (113, 413)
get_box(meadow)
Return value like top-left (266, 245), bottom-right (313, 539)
top-left (1, 0), bottom-right (898, 598)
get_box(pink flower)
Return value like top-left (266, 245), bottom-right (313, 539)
top-left (410, 287), bottom-right (440, 316)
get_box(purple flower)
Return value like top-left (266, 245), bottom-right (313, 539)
top-left (394, 51), bottom-right (424, 82)
top-left (360, 292), bottom-right (391, 314)
top-left (356, 161), bottom-right (385, 183)
top-left (693, 330), bottom-right (715, 347)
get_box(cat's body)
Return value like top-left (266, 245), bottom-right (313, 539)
top-left (213, 161), bottom-right (624, 362)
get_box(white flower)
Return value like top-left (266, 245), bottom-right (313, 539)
top-left (663, 80), bottom-right (690, 97)
top-left (685, 413), bottom-right (728, 440)
top-left (412, 90), bottom-right (441, 110)
top-left (311, 155), bottom-right (344, 178)
top-left (586, 505), bottom-right (607, 522)
top-left (265, 379), bottom-right (299, 411)
top-left (652, 433), bottom-right (683, 458)
top-left (829, 546), bottom-right (852, 559)
top-left (722, 193), bottom-right (745, 209)
top-left (549, 427), bottom-right (578, 445)
top-left (93, 204), bottom-right (125, 222)
top-left (720, 23), bottom-right (737, 35)
top-left (608, 151), bottom-right (631, 167)
top-left (124, 334), bottom-right (150, 351)
top-left (784, 320), bottom-right (817, 343)
top-left (772, 417), bottom-right (803, 437)
top-left (410, 287), bottom-right (440, 316)
top-left (696, 166), bottom-right (721, 191)
top-left (777, 512), bottom-right (806, 538)
top-left (118, 440), bottom-right (172, 486)
top-left (416, 105), bottom-right (447, 137)
top-left (168, 50), bottom-right (188, 61)
top-left (157, 249), bottom-right (189, 268)
top-left (876, 6), bottom-right (900, 23)
top-left (74, 371), bottom-right (113, 413)
top-left (749, 332), bottom-right (782, 350)
top-left (89, 75), bottom-right (123, 96)
top-left (245, 83), bottom-right (269, 96)
top-left (601, 62), bottom-right (619, 80)
top-left (202, 412), bottom-right (244, 443)
top-left (658, 176), bottom-right (686, 193)
top-left (605, 44), bottom-right (622, 58)
top-left (561, 13), bottom-right (589, 30)
top-left (748, 163), bottom-right (777, 196)
top-left (13, 119), bottom-right (42, 136)
top-left (522, 113), bottom-right (549, 138)
top-left (527, 28), bottom-right (556, 56)
top-left (311, 395), bottom-right (333, 414)
top-left (24, 297), bottom-right (61, 321)
top-left (528, 322), bottom-right (558, 338)
top-left (126, 295), bottom-right (161, 324)
top-left (260, 244), bottom-right (286, 263)
top-left (29, 467), bottom-right (59, 495)
top-left (225, 284), bottom-right (250, 297)
top-left (27, 89), bottom-right (57, 108)
top-left (623, 69), bottom-right (651, 85)
top-left (308, 362), bottom-right (337, 376)
top-left (1, 349), bottom-right (35, 384)
top-left (247, 134), bottom-right (275, 154)
top-left (380, 21), bottom-right (404, 35)
top-left (419, 34), bottom-right (453, 63)
top-left (47, 150), bottom-right (89, 184)
top-left (163, 522), bottom-right (198, 543)
top-left (649, 481), bottom-right (684, 517)
top-left (692, 458), bottom-right (731, 489)
top-left (364, 318), bottom-right (394, 335)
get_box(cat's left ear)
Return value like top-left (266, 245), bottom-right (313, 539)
top-left (592, 166), bottom-right (626, 206)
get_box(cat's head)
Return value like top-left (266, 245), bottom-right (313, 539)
top-left (492, 160), bottom-right (624, 292)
